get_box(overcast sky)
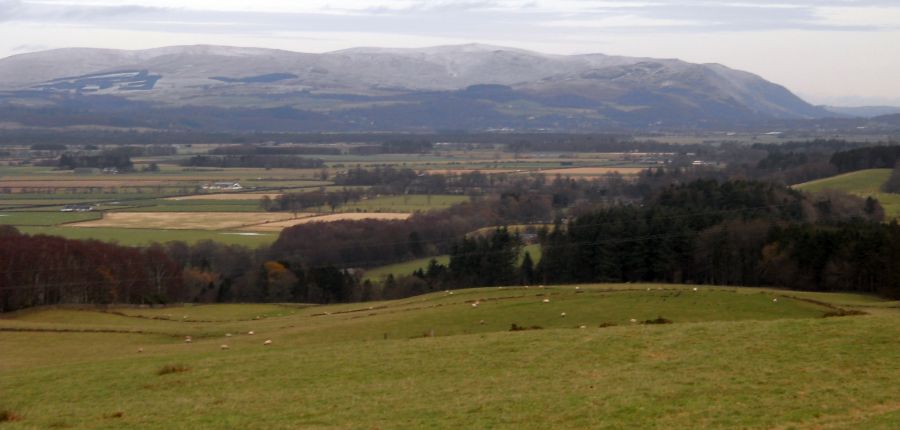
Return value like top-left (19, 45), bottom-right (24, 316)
top-left (1, 0), bottom-right (898, 106)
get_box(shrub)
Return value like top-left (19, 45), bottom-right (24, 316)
top-left (157, 364), bottom-right (190, 376)
top-left (0, 410), bottom-right (22, 422)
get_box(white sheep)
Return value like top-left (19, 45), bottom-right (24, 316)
top-left (137, 347), bottom-right (144, 353)
top-left (471, 302), bottom-right (479, 308)
top-left (579, 325), bottom-right (587, 329)
top-left (220, 344), bottom-right (230, 350)
top-left (263, 339), bottom-right (272, 346)
top-left (542, 298), bottom-right (550, 303)
top-left (560, 312), bottom-right (567, 317)
top-left (692, 287), bottom-right (698, 291)
top-left (479, 320), bottom-right (485, 325)
top-left (575, 286), bottom-right (580, 290)
top-left (772, 298), bottom-right (778, 302)
top-left (629, 318), bottom-right (638, 323)
top-left (225, 333), bottom-right (232, 337)
top-left (248, 331), bottom-right (255, 335)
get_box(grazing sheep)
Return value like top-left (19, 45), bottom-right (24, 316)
top-left (772, 298), bottom-right (778, 302)
top-left (692, 287), bottom-right (698, 291)
top-left (225, 333), bottom-right (232, 337)
top-left (479, 320), bottom-right (485, 325)
top-left (579, 325), bottom-right (587, 329)
top-left (137, 347), bottom-right (144, 353)
top-left (220, 344), bottom-right (229, 350)
top-left (263, 339), bottom-right (272, 346)
top-left (247, 331), bottom-right (255, 335)
top-left (629, 318), bottom-right (638, 323)
top-left (471, 302), bottom-right (479, 308)
top-left (542, 299), bottom-right (550, 303)
top-left (184, 338), bottom-right (192, 343)
top-left (560, 312), bottom-right (567, 317)
top-left (575, 286), bottom-right (580, 290)
top-left (448, 291), bottom-right (454, 295)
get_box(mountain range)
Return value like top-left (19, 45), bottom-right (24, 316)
top-left (0, 44), bottom-right (843, 132)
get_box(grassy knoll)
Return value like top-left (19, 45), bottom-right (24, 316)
top-left (794, 169), bottom-right (900, 217)
top-left (0, 285), bottom-right (897, 429)
top-left (795, 169), bottom-right (891, 194)
top-left (364, 244), bottom-right (541, 281)
top-left (15, 226), bottom-right (276, 247)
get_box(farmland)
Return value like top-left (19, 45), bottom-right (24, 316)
top-left (1, 285), bottom-right (898, 429)
top-left (364, 243), bottom-right (542, 281)
top-left (795, 168), bottom-right (900, 218)
top-left (1, 144), bottom-right (650, 246)
top-left (69, 212), bottom-right (302, 230)
top-left (241, 212), bottom-right (411, 232)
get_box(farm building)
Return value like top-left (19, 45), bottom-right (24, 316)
top-left (203, 182), bottom-right (243, 191)
top-left (60, 204), bottom-right (95, 212)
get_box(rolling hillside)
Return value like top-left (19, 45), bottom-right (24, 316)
top-left (795, 168), bottom-right (900, 217)
top-left (1, 284), bottom-right (898, 429)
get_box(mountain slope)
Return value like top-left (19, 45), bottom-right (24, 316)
top-left (0, 44), bottom-right (831, 131)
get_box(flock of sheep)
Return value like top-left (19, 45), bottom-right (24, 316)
top-left (135, 285), bottom-right (780, 354)
top-left (138, 331), bottom-right (273, 353)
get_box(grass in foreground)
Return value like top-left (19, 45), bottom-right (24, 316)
top-left (1, 285), bottom-right (898, 429)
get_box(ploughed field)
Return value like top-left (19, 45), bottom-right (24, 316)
top-left (1, 284), bottom-right (898, 429)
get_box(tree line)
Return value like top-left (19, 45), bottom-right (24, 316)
top-left (183, 155), bottom-right (324, 169)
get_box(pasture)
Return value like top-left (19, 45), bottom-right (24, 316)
top-left (242, 212), bottom-right (412, 231)
top-left (0, 285), bottom-right (897, 429)
top-left (364, 244), bottom-right (542, 281)
top-left (15, 226), bottom-right (277, 247)
top-left (68, 212), bottom-right (301, 231)
top-left (794, 169), bottom-right (900, 217)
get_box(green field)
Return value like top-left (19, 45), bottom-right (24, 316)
top-left (320, 194), bottom-right (471, 213)
top-left (364, 244), bottom-right (541, 281)
top-left (795, 169), bottom-right (900, 218)
top-left (0, 285), bottom-right (897, 429)
top-left (794, 169), bottom-right (892, 194)
top-left (15, 226), bottom-right (276, 247)
top-left (0, 211), bottom-right (101, 226)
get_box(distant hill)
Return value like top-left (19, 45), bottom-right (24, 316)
top-left (825, 106), bottom-right (900, 118)
top-left (0, 44), bottom-right (834, 132)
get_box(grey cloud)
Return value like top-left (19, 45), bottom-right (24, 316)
top-left (0, 0), bottom-right (895, 37)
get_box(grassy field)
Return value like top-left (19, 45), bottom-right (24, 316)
top-left (69, 212), bottom-right (299, 230)
top-left (364, 245), bottom-right (540, 281)
top-left (0, 284), bottom-right (897, 429)
top-left (0, 211), bottom-right (101, 226)
top-left (15, 226), bottom-right (277, 247)
top-left (795, 169), bottom-right (892, 194)
top-left (314, 194), bottom-right (471, 213)
top-left (794, 169), bottom-right (900, 218)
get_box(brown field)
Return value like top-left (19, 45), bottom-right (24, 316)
top-left (538, 167), bottom-right (646, 176)
top-left (165, 193), bottom-right (283, 201)
top-left (243, 212), bottom-right (411, 231)
top-left (68, 212), bottom-right (304, 230)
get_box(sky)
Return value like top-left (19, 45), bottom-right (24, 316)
top-left (1, 0), bottom-right (899, 106)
